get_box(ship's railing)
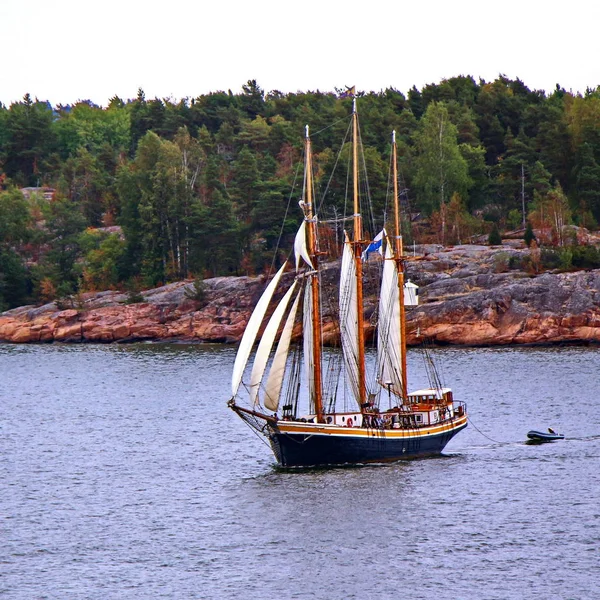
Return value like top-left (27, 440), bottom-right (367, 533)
top-left (453, 401), bottom-right (467, 418)
top-left (277, 400), bottom-right (468, 430)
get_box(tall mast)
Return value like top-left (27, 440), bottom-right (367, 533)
top-left (352, 99), bottom-right (367, 406)
top-left (304, 126), bottom-right (324, 420)
top-left (392, 130), bottom-right (408, 402)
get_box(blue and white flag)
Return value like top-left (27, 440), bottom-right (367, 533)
top-left (361, 229), bottom-right (386, 261)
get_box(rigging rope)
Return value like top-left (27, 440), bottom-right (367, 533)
top-left (467, 415), bottom-right (508, 445)
top-left (269, 160), bottom-right (303, 277)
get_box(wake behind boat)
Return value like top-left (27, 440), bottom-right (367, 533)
top-left (228, 95), bottom-right (468, 467)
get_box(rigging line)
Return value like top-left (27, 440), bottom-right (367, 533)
top-left (425, 344), bottom-right (447, 389)
top-left (355, 113), bottom-right (377, 238)
top-left (384, 149), bottom-right (393, 226)
top-left (238, 413), bottom-right (273, 449)
top-left (418, 344), bottom-right (435, 389)
top-left (467, 415), bottom-right (507, 445)
top-left (269, 160), bottom-right (303, 276)
top-left (343, 150), bottom-right (351, 227)
top-left (422, 342), bottom-right (444, 390)
top-left (316, 118), bottom-right (353, 217)
top-left (310, 115), bottom-right (350, 139)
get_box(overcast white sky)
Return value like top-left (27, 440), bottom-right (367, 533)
top-left (2, 0), bottom-right (599, 107)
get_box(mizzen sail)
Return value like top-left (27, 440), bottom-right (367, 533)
top-left (378, 243), bottom-right (403, 396)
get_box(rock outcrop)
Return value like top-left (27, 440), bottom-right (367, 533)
top-left (2, 245), bottom-right (600, 346)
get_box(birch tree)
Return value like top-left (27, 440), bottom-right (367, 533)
top-left (413, 102), bottom-right (471, 243)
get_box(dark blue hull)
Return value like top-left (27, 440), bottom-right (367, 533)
top-left (527, 430), bottom-right (564, 442)
top-left (269, 422), bottom-right (468, 467)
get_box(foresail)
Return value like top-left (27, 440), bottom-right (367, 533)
top-left (263, 289), bottom-right (302, 411)
top-left (378, 244), bottom-right (403, 396)
top-left (249, 281), bottom-right (297, 407)
top-left (294, 221), bottom-right (314, 271)
top-left (339, 236), bottom-right (360, 404)
top-left (231, 262), bottom-right (287, 397)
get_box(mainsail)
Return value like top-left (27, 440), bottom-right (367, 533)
top-left (303, 278), bottom-right (315, 406)
top-left (231, 262), bottom-right (287, 397)
top-left (339, 234), bottom-right (360, 404)
top-left (378, 243), bottom-right (403, 396)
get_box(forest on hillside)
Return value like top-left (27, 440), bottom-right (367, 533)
top-left (1, 76), bottom-right (600, 310)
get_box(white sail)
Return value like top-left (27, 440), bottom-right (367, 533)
top-left (303, 278), bottom-right (315, 405)
top-left (339, 234), bottom-right (360, 403)
top-left (231, 262), bottom-right (287, 397)
top-left (378, 243), bottom-right (403, 395)
top-left (249, 281), bottom-right (297, 406)
top-left (294, 220), bottom-right (314, 271)
top-left (263, 289), bottom-right (302, 411)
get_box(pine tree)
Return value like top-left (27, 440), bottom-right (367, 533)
top-left (524, 221), bottom-right (536, 247)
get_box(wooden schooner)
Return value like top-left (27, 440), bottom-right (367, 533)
top-left (228, 97), bottom-right (468, 467)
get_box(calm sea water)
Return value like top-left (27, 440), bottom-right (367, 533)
top-left (2, 343), bottom-right (599, 599)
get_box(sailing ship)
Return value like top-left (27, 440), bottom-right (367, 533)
top-left (228, 97), bottom-right (468, 467)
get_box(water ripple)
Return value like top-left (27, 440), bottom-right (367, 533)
top-left (1, 344), bottom-right (599, 599)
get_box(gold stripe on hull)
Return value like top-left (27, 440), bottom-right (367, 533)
top-left (275, 415), bottom-right (468, 438)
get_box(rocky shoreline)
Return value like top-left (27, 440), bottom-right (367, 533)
top-left (2, 244), bottom-right (600, 346)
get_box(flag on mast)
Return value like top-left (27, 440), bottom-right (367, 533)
top-left (361, 229), bottom-right (386, 261)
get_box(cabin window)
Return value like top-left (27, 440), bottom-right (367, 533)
top-left (415, 415), bottom-right (423, 423)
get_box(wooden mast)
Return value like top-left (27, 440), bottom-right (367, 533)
top-left (352, 98), bottom-right (367, 407)
top-left (304, 126), bottom-right (324, 421)
top-left (392, 130), bottom-right (408, 402)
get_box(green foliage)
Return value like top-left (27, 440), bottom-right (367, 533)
top-left (0, 189), bottom-right (32, 309)
top-left (524, 221), bottom-right (536, 247)
top-left (571, 245), bottom-right (600, 268)
top-left (413, 102), bottom-right (471, 218)
top-left (2, 94), bottom-right (56, 186)
top-left (507, 209), bottom-right (522, 230)
top-left (40, 196), bottom-right (87, 293)
top-left (5, 77), bottom-right (600, 309)
top-left (508, 253), bottom-right (527, 270)
top-left (0, 249), bottom-right (29, 310)
top-left (58, 147), bottom-right (109, 226)
top-left (0, 188), bottom-right (31, 244)
top-left (184, 277), bottom-right (208, 306)
top-left (539, 248), bottom-right (562, 269)
top-left (55, 100), bottom-right (130, 157)
top-left (124, 289), bottom-right (145, 304)
top-left (573, 143), bottom-right (600, 222)
top-left (488, 224), bottom-right (502, 245)
top-left (122, 278), bottom-right (145, 304)
top-left (80, 231), bottom-right (127, 291)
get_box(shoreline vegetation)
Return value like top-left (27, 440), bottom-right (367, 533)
top-left (2, 77), bottom-right (600, 343)
top-left (2, 243), bottom-right (600, 346)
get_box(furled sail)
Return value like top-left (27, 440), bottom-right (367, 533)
top-left (339, 234), bottom-right (360, 403)
top-left (263, 289), bottom-right (302, 411)
top-left (249, 281), bottom-right (297, 406)
top-left (378, 243), bottom-right (403, 396)
top-left (231, 262), bottom-right (287, 397)
top-left (294, 220), bottom-right (314, 271)
top-left (303, 277), bottom-right (315, 405)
